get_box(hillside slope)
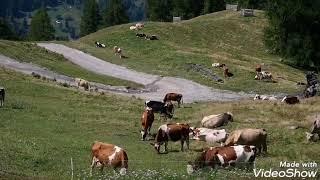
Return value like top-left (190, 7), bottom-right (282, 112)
top-left (66, 10), bottom-right (305, 94)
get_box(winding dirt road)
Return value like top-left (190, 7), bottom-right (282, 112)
top-left (1, 43), bottom-right (251, 102)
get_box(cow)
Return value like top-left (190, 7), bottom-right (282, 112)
top-left (136, 33), bottom-right (146, 38)
top-left (310, 118), bottom-right (320, 136)
top-left (201, 112), bottom-right (233, 129)
top-left (145, 35), bottom-right (158, 40)
top-left (145, 100), bottom-right (174, 119)
top-left (135, 23), bottom-right (144, 29)
top-left (130, 26), bottom-right (137, 30)
top-left (95, 41), bottom-right (106, 48)
top-left (223, 66), bottom-right (233, 78)
top-left (31, 72), bottom-right (41, 79)
top-left (140, 107), bottom-right (155, 141)
top-left (255, 64), bottom-right (262, 73)
top-left (163, 93), bottom-right (183, 107)
top-left (192, 128), bottom-right (228, 144)
top-left (225, 128), bottom-right (267, 154)
top-left (75, 78), bottom-right (90, 91)
top-left (304, 85), bottom-right (317, 98)
top-left (306, 132), bottom-right (319, 142)
top-left (113, 46), bottom-right (123, 58)
top-left (255, 71), bottom-right (273, 81)
top-left (254, 94), bottom-right (277, 101)
top-left (281, 96), bottom-right (299, 105)
top-left (0, 87), bottom-right (5, 107)
top-left (150, 123), bottom-right (191, 153)
top-left (90, 141), bottom-right (128, 176)
top-left (212, 63), bottom-right (226, 68)
top-left (187, 145), bottom-right (257, 174)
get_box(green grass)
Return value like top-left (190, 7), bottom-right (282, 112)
top-left (0, 68), bottom-right (319, 179)
top-left (65, 10), bottom-right (305, 94)
top-left (0, 40), bottom-right (142, 89)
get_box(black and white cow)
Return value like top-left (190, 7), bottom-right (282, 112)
top-left (145, 100), bottom-right (174, 119)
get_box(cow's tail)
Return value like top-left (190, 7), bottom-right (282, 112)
top-left (120, 150), bottom-right (128, 175)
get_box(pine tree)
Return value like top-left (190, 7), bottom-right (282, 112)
top-left (103, 0), bottom-right (129, 27)
top-left (147, 0), bottom-right (173, 22)
top-left (0, 18), bottom-right (17, 40)
top-left (203, 0), bottom-right (226, 14)
top-left (80, 0), bottom-right (99, 37)
top-left (28, 8), bottom-right (55, 41)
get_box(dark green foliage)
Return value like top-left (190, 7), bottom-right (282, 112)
top-left (203, 0), bottom-right (226, 14)
top-left (80, 0), bottom-right (100, 37)
top-left (0, 18), bottom-right (17, 40)
top-left (103, 0), bottom-right (129, 27)
top-left (264, 0), bottom-right (320, 68)
top-left (147, 0), bottom-right (173, 22)
top-left (28, 8), bottom-right (55, 41)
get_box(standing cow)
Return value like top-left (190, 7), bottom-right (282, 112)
top-left (140, 107), bottom-right (155, 141)
top-left (145, 100), bottom-right (174, 119)
top-left (187, 145), bottom-right (257, 174)
top-left (163, 93), bottom-right (183, 107)
top-left (201, 112), bottom-right (233, 128)
top-left (0, 87), bottom-right (5, 107)
top-left (90, 141), bottom-right (128, 176)
top-left (151, 123), bottom-right (191, 153)
top-left (75, 78), bottom-right (90, 91)
top-left (225, 128), bottom-right (267, 154)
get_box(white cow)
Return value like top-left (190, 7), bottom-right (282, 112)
top-left (192, 128), bottom-right (228, 144)
top-left (254, 94), bottom-right (277, 101)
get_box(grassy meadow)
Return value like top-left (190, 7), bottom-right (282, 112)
top-left (0, 68), bottom-right (319, 179)
top-left (0, 40), bottom-right (142, 89)
top-left (65, 10), bottom-right (305, 94)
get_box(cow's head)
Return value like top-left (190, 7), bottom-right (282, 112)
top-left (150, 142), bottom-right (161, 153)
top-left (226, 112), bottom-right (233, 121)
top-left (305, 132), bottom-right (318, 142)
top-left (254, 94), bottom-right (261, 100)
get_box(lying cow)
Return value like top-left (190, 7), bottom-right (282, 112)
top-left (75, 78), bottom-right (90, 91)
top-left (163, 93), bottom-right (183, 107)
top-left (201, 112), bottom-right (233, 128)
top-left (145, 35), bottom-right (158, 40)
top-left (187, 145), bottom-right (257, 174)
top-left (212, 63), bottom-right (226, 68)
top-left (192, 128), bottom-right (228, 144)
top-left (95, 41), bottom-right (106, 48)
top-left (90, 141), bottom-right (128, 176)
top-left (0, 87), bottom-right (5, 107)
top-left (145, 100), bottom-right (174, 119)
top-left (151, 123), bottom-right (191, 153)
top-left (130, 26), bottom-right (137, 30)
top-left (136, 33), bottom-right (146, 38)
top-left (225, 128), bottom-right (267, 154)
top-left (254, 94), bottom-right (277, 101)
top-left (140, 107), bottom-right (155, 141)
top-left (281, 96), bottom-right (299, 104)
top-left (135, 23), bottom-right (144, 29)
top-left (255, 71), bottom-right (273, 81)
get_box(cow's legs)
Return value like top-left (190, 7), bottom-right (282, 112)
top-left (186, 138), bottom-right (190, 150)
top-left (164, 142), bottom-right (168, 152)
top-left (180, 140), bottom-right (184, 151)
top-left (262, 142), bottom-right (267, 154)
top-left (90, 157), bottom-right (96, 176)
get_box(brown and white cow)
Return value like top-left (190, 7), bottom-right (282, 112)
top-left (163, 93), bottom-right (183, 107)
top-left (192, 128), bottom-right (228, 144)
top-left (225, 128), bottom-right (267, 154)
top-left (90, 141), bottom-right (128, 176)
top-left (201, 112), bottom-right (233, 128)
top-left (254, 94), bottom-right (277, 101)
top-left (255, 71), bottom-right (273, 81)
top-left (151, 123), bottom-right (191, 153)
top-left (140, 107), bottom-right (155, 141)
top-left (187, 145), bottom-right (257, 174)
top-left (281, 96), bottom-right (300, 104)
top-left (75, 78), bottom-right (90, 91)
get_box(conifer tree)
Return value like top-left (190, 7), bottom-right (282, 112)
top-left (80, 0), bottom-right (99, 37)
top-left (28, 8), bottom-right (55, 41)
top-left (103, 0), bottom-right (129, 27)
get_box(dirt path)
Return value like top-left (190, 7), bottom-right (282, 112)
top-left (2, 43), bottom-right (252, 102)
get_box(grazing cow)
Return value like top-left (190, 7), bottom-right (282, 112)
top-left (145, 35), bottom-right (158, 40)
top-left (75, 78), bottom-right (90, 91)
top-left (225, 128), bottom-right (267, 154)
top-left (255, 64), bottom-right (262, 73)
top-left (0, 87), bottom-right (5, 107)
top-left (136, 33), bottom-right (146, 38)
top-left (201, 112), bottom-right (233, 129)
top-left (187, 145), bottom-right (257, 174)
top-left (281, 96), bottom-right (299, 104)
top-left (113, 46), bottom-right (123, 58)
top-left (163, 93), bottom-right (183, 107)
top-left (130, 26), bottom-right (137, 30)
top-left (145, 100), bottom-right (174, 119)
top-left (192, 128), bottom-right (228, 144)
top-left (90, 141), bottom-right (128, 176)
top-left (255, 71), bottom-right (273, 81)
top-left (223, 66), bottom-right (233, 78)
top-left (151, 123), bottom-right (191, 153)
top-left (212, 63), bottom-right (226, 68)
top-left (31, 72), bottom-right (41, 79)
top-left (95, 41), bottom-right (106, 48)
top-left (140, 107), bottom-right (155, 141)
top-left (306, 132), bottom-right (319, 142)
top-left (254, 94), bottom-right (277, 101)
